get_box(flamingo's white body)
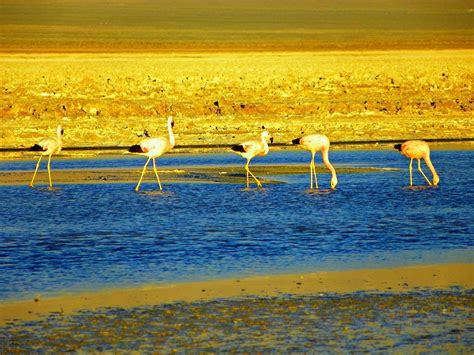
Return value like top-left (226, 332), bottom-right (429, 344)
top-left (231, 131), bottom-right (270, 188)
top-left (292, 134), bottom-right (337, 190)
top-left (394, 140), bottom-right (439, 186)
top-left (128, 116), bottom-right (175, 191)
top-left (29, 125), bottom-right (64, 188)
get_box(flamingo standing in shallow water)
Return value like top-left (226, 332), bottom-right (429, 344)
top-left (292, 134), bottom-right (338, 190)
top-left (394, 140), bottom-right (439, 186)
top-left (127, 116), bottom-right (175, 191)
top-left (29, 125), bottom-right (64, 188)
top-left (231, 131), bottom-right (271, 188)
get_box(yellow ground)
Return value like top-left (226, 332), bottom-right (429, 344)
top-left (1, 51), bottom-right (473, 153)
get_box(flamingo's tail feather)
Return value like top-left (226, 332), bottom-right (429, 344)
top-left (128, 144), bottom-right (143, 153)
top-left (231, 145), bottom-right (246, 153)
top-left (29, 144), bottom-right (44, 151)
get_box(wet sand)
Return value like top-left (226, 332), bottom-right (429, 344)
top-left (0, 163), bottom-right (396, 186)
top-left (2, 290), bottom-right (473, 352)
top-left (1, 263), bottom-right (472, 326)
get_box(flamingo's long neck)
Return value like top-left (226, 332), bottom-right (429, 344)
top-left (261, 133), bottom-right (269, 155)
top-left (322, 149), bottom-right (337, 180)
top-left (423, 155), bottom-right (439, 184)
top-left (168, 120), bottom-right (175, 147)
top-left (56, 127), bottom-right (63, 142)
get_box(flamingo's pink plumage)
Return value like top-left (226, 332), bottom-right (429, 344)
top-left (231, 131), bottom-right (271, 188)
top-left (29, 125), bottom-right (64, 188)
top-left (394, 140), bottom-right (439, 186)
top-left (128, 116), bottom-right (175, 191)
top-left (292, 134), bottom-right (337, 190)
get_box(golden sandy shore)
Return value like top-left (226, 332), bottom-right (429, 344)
top-left (1, 263), bottom-right (472, 326)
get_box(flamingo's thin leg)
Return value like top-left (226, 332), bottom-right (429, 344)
top-left (418, 159), bottom-right (432, 186)
top-left (409, 158), bottom-right (413, 186)
top-left (245, 159), bottom-right (250, 188)
top-left (152, 158), bottom-right (163, 190)
top-left (312, 154), bottom-right (319, 190)
top-left (245, 160), bottom-right (262, 188)
top-left (30, 155), bottom-right (43, 187)
top-left (309, 151), bottom-right (314, 189)
top-left (46, 154), bottom-right (53, 188)
top-left (135, 157), bottom-right (151, 191)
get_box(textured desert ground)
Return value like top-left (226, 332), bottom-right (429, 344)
top-left (1, 50), bottom-right (473, 155)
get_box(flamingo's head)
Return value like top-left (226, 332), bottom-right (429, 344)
top-left (330, 175), bottom-right (338, 190)
top-left (262, 130), bottom-right (273, 143)
top-left (168, 116), bottom-right (174, 128)
top-left (433, 174), bottom-right (440, 186)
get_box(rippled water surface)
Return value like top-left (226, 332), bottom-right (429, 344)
top-left (0, 150), bottom-right (473, 300)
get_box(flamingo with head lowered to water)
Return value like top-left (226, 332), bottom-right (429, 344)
top-left (292, 133), bottom-right (338, 190)
top-left (394, 140), bottom-right (439, 186)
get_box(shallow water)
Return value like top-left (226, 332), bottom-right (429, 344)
top-left (0, 150), bottom-right (473, 300)
top-left (0, 150), bottom-right (398, 171)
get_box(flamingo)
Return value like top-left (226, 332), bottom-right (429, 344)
top-left (231, 130), bottom-right (271, 188)
top-left (394, 140), bottom-right (439, 186)
top-left (292, 134), bottom-right (338, 190)
top-left (127, 116), bottom-right (175, 191)
top-left (29, 125), bottom-right (64, 188)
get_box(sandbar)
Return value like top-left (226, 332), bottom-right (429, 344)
top-left (1, 263), bottom-right (472, 325)
top-left (0, 164), bottom-right (396, 186)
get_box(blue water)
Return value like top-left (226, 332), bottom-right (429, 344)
top-left (0, 150), bottom-right (473, 300)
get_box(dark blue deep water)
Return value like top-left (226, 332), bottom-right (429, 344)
top-left (0, 150), bottom-right (472, 300)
